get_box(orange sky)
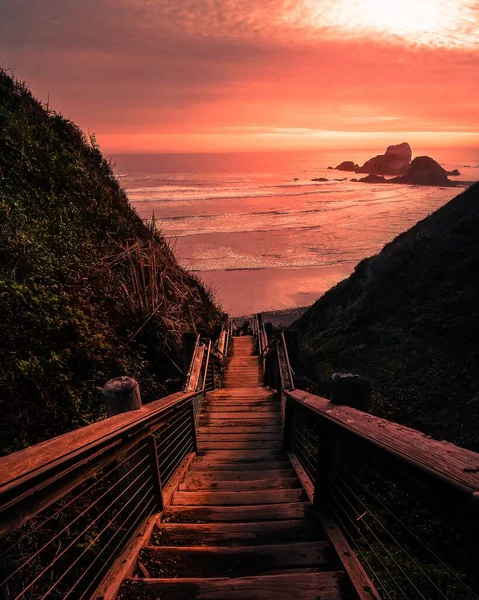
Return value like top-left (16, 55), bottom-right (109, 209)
top-left (1, 0), bottom-right (478, 153)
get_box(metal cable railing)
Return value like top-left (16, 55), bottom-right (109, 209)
top-left (0, 439), bottom-right (157, 599)
top-left (252, 314), bottom-right (479, 600)
top-left (328, 463), bottom-right (478, 600)
top-left (0, 327), bottom-right (227, 599)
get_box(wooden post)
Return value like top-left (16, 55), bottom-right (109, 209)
top-left (102, 376), bottom-right (142, 417)
top-left (102, 378), bottom-right (146, 502)
top-left (182, 332), bottom-right (197, 386)
top-left (284, 330), bottom-right (300, 375)
top-left (331, 372), bottom-right (372, 413)
top-left (330, 373), bottom-right (372, 502)
top-left (147, 434), bottom-right (164, 511)
top-left (313, 421), bottom-right (339, 507)
top-left (264, 322), bottom-right (273, 343)
top-left (282, 397), bottom-right (294, 451)
top-left (190, 399), bottom-right (199, 453)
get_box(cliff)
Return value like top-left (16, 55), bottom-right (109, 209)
top-left (292, 182), bottom-right (479, 451)
top-left (0, 70), bottom-right (223, 454)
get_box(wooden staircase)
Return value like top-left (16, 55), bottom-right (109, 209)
top-left (118, 336), bottom-right (353, 599)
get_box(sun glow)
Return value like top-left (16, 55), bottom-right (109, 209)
top-left (290, 0), bottom-right (479, 47)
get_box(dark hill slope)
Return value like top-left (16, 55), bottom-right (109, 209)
top-left (0, 70), bottom-right (222, 454)
top-left (293, 182), bottom-right (479, 450)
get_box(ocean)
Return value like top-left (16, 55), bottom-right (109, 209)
top-left (112, 149), bottom-right (479, 316)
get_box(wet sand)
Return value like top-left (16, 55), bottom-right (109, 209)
top-left (197, 263), bottom-right (355, 315)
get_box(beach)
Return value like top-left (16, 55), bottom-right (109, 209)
top-left (113, 150), bottom-right (478, 316)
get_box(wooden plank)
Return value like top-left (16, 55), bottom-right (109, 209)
top-left (182, 469), bottom-right (295, 481)
top-left (199, 441), bottom-right (282, 451)
top-left (209, 388), bottom-right (270, 395)
top-left (205, 412), bottom-right (280, 421)
top-left (0, 391), bottom-right (195, 491)
top-left (319, 510), bottom-right (382, 600)
top-left (186, 344), bottom-right (205, 392)
top-left (140, 541), bottom-right (331, 577)
top-left (202, 420), bottom-right (281, 428)
top-left (163, 502), bottom-right (311, 523)
top-left (205, 406), bottom-right (276, 412)
top-left (194, 450), bottom-right (285, 462)
top-left (92, 515), bottom-right (158, 600)
top-left (198, 433), bottom-right (282, 442)
top-left (204, 412), bottom-right (280, 420)
top-left (287, 389), bottom-right (479, 496)
top-left (288, 452), bottom-right (315, 504)
top-left (172, 488), bottom-right (305, 506)
top-left (192, 460), bottom-right (291, 471)
top-left (199, 426), bottom-right (282, 435)
top-left (178, 477), bottom-right (301, 492)
top-left (120, 572), bottom-right (344, 600)
top-left (153, 519), bottom-right (323, 546)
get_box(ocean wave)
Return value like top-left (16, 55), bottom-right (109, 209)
top-left (156, 207), bottom-right (330, 222)
top-left (164, 223), bottom-right (323, 237)
top-left (128, 185), bottom-right (347, 203)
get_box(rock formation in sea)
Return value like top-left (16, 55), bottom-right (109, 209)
top-left (358, 174), bottom-right (387, 183)
top-left (356, 142), bottom-right (412, 175)
top-left (312, 177), bottom-right (328, 182)
top-left (447, 169), bottom-right (461, 176)
top-left (389, 156), bottom-right (455, 186)
top-left (335, 161), bottom-right (359, 172)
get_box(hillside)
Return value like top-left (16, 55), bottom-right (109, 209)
top-left (293, 182), bottom-right (479, 451)
top-left (0, 70), bottom-right (223, 455)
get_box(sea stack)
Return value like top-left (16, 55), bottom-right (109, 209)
top-left (335, 161), bottom-right (360, 172)
top-left (356, 142), bottom-right (412, 175)
top-left (390, 156), bottom-right (455, 186)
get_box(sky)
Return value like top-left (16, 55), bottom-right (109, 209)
top-left (1, 0), bottom-right (478, 153)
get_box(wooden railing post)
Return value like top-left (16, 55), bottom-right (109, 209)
top-left (283, 330), bottom-right (300, 376)
top-left (102, 377), bottom-right (145, 500)
top-left (313, 421), bottom-right (339, 508)
top-left (146, 434), bottom-right (164, 511)
top-left (190, 398), bottom-right (199, 453)
top-left (182, 332), bottom-right (197, 386)
top-left (102, 376), bottom-right (142, 416)
top-left (331, 372), bottom-right (372, 412)
top-left (282, 396), bottom-right (294, 451)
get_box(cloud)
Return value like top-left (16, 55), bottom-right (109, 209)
top-left (1, 0), bottom-right (478, 151)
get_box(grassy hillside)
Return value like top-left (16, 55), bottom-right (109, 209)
top-left (0, 70), bottom-right (223, 455)
top-left (293, 182), bottom-right (479, 451)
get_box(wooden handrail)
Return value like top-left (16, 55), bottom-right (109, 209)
top-left (0, 390), bottom-right (197, 494)
top-left (286, 389), bottom-right (479, 502)
top-left (280, 332), bottom-right (295, 391)
top-left (183, 333), bottom-right (201, 391)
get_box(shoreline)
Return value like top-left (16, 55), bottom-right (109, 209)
top-left (197, 263), bottom-right (355, 316)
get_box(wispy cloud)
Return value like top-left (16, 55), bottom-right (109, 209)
top-left (1, 0), bottom-right (477, 151)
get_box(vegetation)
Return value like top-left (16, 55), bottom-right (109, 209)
top-left (0, 69), bottom-right (223, 455)
top-left (292, 182), bottom-right (479, 451)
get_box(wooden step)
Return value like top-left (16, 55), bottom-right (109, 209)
top-left (199, 426), bottom-right (282, 435)
top-left (179, 476), bottom-right (301, 492)
top-left (204, 402), bottom-right (275, 409)
top-left (120, 571), bottom-right (346, 600)
top-left (152, 519), bottom-right (323, 546)
top-left (204, 415), bottom-right (281, 423)
top-left (194, 450), bottom-right (285, 463)
top-left (204, 420), bottom-right (281, 428)
top-left (198, 433), bottom-right (282, 442)
top-left (140, 541), bottom-right (332, 577)
top-left (204, 411), bottom-right (280, 419)
top-left (163, 502), bottom-right (312, 523)
top-left (199, 441), bottom-right (282, 450)
top-left (172, 488), bottom-right (305, 506)
top-left (192, 460), bottom-right (291, 471)
top-left (183, 468), bottom-right (295, 481)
